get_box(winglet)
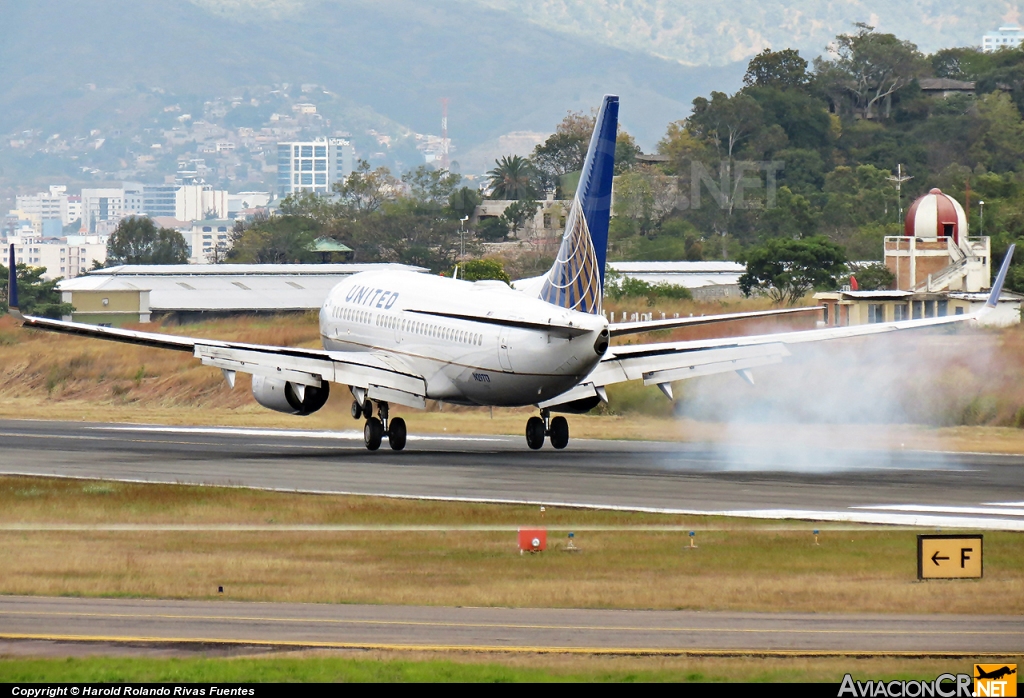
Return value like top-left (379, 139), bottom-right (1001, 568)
top-left (6, 243), bottom-right (22, 320)
top-left (986, 244), bottom-right (1015, 308)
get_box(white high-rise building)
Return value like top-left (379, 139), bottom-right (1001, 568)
top-left (81, 188), bottom-right (126, 233)
top-left (983, 26), bottom-right (1024, 52)
top-left (16, 185), bottom-right (66, 223)
top-left (175, 185), bottom-right (228, 221)
top-left (276, 137), bottom-right (355, 197)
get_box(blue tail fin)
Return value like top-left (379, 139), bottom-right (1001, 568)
top-left (538, 94), bottom-right (618, 315)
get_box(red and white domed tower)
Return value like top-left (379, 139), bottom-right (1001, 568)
top-left (904, 188), bottom-right (967, 244)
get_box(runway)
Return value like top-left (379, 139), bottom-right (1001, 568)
top-left (1, 419), bottom-right (1024, 529)
top-left (1, 596), bottom-right (1020, 655)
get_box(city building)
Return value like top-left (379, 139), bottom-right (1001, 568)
top-left (142, 184), bottom-right (179, 218)
top-left (983, 26), bottom-right (1024, 52)
top-left (276, 137), bottom-right (355, 197)
top-left (16, 185), bottom-right (68, 227)
top-left (80, 188), bottom-right (126, 233)
top-left (175, 185), bottom-right (228, 221)
top-left (183, 219), bottom-right (233, 264)
top-left (227, 191), bottom-right (272, 217)
top-left (1, 238), bottom-right (106, 280)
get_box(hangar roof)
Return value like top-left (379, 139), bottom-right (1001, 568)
top-left (59, 263), bottom-right (427, 313)
top-left (608, 261), bottom-right (745, 289)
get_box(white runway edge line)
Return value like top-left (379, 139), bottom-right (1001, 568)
top-left (3, 471), bottom-right (1024, 532)
top-left (853, 504), bottom-right (1024, 517)
top-left (984, 501), bottom-right (1024, 507)
top-left (87, 425), bottom-right (506, 443)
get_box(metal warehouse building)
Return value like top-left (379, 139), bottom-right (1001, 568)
top-left (58, 263), bottom-right (427, 326)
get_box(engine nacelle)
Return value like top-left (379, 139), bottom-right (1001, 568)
top-left (251, 375), bottom-right (330, 415)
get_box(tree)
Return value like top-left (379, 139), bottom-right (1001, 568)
top-left (455, 259), bottom-right (511, 284)
top-left (689, 91), bottom-right (765, 161)
top-left (968, 92), bottom-right (1024, 173)
top-left (757, 186), bottom-right (818, 240)
top-left (487, 155), bottom-right (539, 200)
top-left (106, 216), bottom-right (189, 265)
top-left (612, 170), bottom-right (677, 236)
top-left (345, 199), bottom-right (461, 272)
top-left (813, 25), bottom-right (926, 119)
top-left (739, 236), bottom-right (847, 305)
top-left (500, 198), bottom-right (540, 235)
top-left (448, 186), bottom-right (482, 219)
top-left (227, 215), bottom-right (320, 264)
top-left (531, 111), bottom-right (594, 191)
top-left (0, 264), bottom-right (74, 319)
top-left (278, 191), bottom-right (340, 225)
top-left (743, 48), bottom-right (810, 90)
top-left (475, 217), bottom-right (509, 242)
top-left (848, 262), bottom-right (895, 290)
top-left (333, 159), bottom-right (400, 215)
top-left (402, 165), bottom-right (462, 206)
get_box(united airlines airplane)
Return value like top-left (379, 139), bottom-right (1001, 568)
top-left (6, 96), bottom-right (1014, 451)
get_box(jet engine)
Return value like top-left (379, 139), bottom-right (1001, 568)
top-left (251, 375), bottom-right (330, 415)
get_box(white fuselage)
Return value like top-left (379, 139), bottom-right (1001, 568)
top-left (318, 270), bottom-right (608, 406)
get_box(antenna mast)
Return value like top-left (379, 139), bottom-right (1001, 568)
top-left (439, 97), bottom-right (450, 171)
top-left (888, 164), bottom-right (913, 222)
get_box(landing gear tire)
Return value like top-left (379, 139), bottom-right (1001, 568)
top-left (549, 416), bottom-right (569, 450)
top-left (526, 416), bottom-right (546, 450)
top-left (361, 399), bottom-right (374, 420)
top-left (350, 400), bottom-right (362, 420)
top-left (388, 417), bottom-right (407, 451)
top-left (364, 417), bottom-right (383, 451)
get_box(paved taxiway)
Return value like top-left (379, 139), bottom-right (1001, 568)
top-left (1, 596), bottom-right (1020, 655)
top-left (1, 419), bottom-right (1023, 529)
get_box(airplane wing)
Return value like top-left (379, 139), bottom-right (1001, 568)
top-left (541, 245), bottom-right (1015, 409)
top-left (10, 313), bottom-right (428, 409)
top-left (608, 305), bottom-right (822, 337)
top-left (5, 251), bottom-right (426, 409)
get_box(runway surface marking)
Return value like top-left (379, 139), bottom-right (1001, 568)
top-left (853, 504), bottom-right (1024, 517)
top-left (985, 501), bottom-right (1024, 507)
top-left (0, 610), bottom-right (1012, 637)
top-left (88, 425), bottom-right (505, 443)
top-left (713, 509), bottom-right (1024, 531)
top-left (1, 633), bottom-right (1011, 658)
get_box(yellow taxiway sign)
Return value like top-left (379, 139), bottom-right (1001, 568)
top-left (918, 535), bottom-right (983, 580)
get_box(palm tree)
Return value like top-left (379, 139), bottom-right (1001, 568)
top-left (487, 155), bottom-right (540, 200)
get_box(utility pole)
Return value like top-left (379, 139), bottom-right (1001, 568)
top-left (887, 164), bottom-right (913, 223)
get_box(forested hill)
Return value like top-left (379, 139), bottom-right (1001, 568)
top-left (591, 32), bottom-right (1024, 294)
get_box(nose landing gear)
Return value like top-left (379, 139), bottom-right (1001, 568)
top-left (352, 397), bottom-right (406, 451)
top-left (525, 409), bottom-right (569, 450)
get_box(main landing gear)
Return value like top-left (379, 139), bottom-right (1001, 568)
top-left (351, 398), bottom-right (406, 451)
top-left (525, 409), bottom-right (568, 450)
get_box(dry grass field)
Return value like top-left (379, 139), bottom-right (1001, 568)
top-left (1, 476), bottom-right (1021, 614)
